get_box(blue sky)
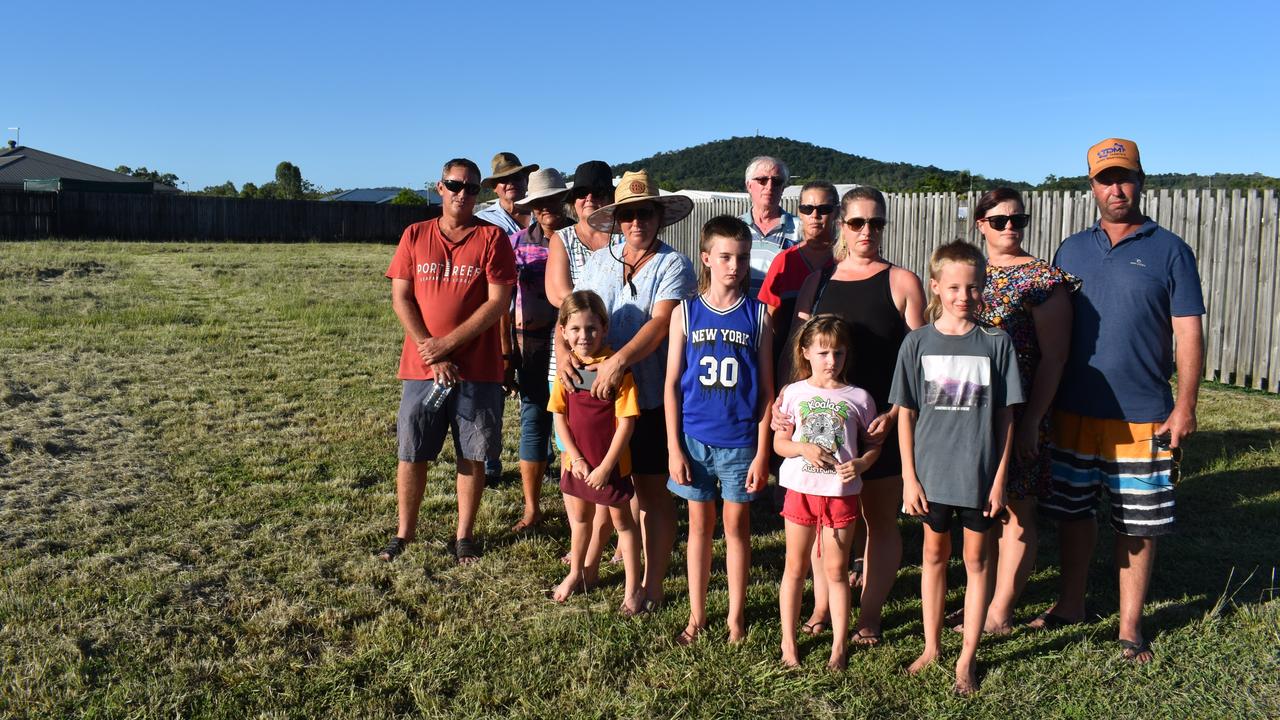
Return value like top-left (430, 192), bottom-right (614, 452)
top-left (9, 1), bottom-right (1279, 191)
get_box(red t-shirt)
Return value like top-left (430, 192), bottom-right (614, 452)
top-left (757, 244), bottom-right (834, 310)
top-left (385, 218), bottom-right (517, 382)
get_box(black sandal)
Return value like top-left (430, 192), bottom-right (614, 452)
top-left (454, 537), bottom-right (481, 564)
top-left (377, 536), bottom-right (407, 562)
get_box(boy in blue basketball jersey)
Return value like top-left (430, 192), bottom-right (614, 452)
top-left (665, 216), bottom-right (775, 645)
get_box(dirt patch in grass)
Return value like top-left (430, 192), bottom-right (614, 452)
top-left (0, 260), bottom-right (110, 282)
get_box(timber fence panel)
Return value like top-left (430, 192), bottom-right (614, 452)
top-left (1240, 190), bottom-right (1262, 387)
top-left (0, 190), bottom-right (440, 243)
top-left (1264, 190), bottom-right (1280, 392)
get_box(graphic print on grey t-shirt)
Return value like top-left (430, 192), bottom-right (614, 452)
top-left (922, 356), bottom-right (990, 409)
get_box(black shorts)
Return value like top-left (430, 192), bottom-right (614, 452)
top-left (921, 501), bottom-right (1001, 534)
top-left (863, 431), bottom-right (902, 480)
top-left (628, 407), bottom-right (669, 476)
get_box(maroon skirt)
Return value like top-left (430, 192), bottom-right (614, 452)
top-left (559, 387), bottom-right (634, 507)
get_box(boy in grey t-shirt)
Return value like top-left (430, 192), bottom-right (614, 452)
top-left (889, 324), bottom-right (1024, 517)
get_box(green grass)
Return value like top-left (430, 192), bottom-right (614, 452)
top-left (1, 241), bottom-right (1278, 719)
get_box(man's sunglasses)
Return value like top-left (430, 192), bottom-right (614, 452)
top-left (798, 203), bottom-right (835, 216)
top-left (843, 217), bottom-right (887, 232)
top-left (570, 187), bottom-right (613, 201)
top-left (752, 176), bottom-right (784, 186)
top-left (615, 206), bottom-right (657, 223)
top-left (981, 213), bottom-right (1031, 231)
top-left (441, 179), bottom-right (481, 196)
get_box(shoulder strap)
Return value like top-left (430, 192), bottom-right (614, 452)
top-left (810, 263), bottom-right (838, 314)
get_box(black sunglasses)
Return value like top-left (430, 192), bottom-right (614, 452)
top-left (843, 217), bottom-right (887, 232)
top-left (615, 206), bottom-right (657, 223)
top-left (570, 187), bottom-right (612, 201)
top-left (752, 175), bottom-right (784, 186)
top-left (982, 213), bottom-right (1031, 231)
top-left (798, 203), bottom-right (835, 216)
top-left (441, 179), bottom-right (481, 196)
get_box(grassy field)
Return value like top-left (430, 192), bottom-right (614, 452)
top-left (1, 241), bottom-right (1277, 719)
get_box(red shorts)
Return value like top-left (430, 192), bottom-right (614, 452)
top-left (780, 489), bottom-right (860, 529)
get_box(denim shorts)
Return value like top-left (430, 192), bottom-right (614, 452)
top-left (516, 352), bottom-right (553, 462)
top-left (667, 433), bottom-right (759, 504)
top-left (397, 380), bottom-right (503, 464)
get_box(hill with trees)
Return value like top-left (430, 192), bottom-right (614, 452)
top-left (608, 136), bottom-right (1280, 192)
top-left (609, 136), bottom-right (1027, 192)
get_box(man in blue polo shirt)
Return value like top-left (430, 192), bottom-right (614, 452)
top-left (739, 156), bottom-right (800, 296)
top-left (1034, 138), bottom-right (1205, 665)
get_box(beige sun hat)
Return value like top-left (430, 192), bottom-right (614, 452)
top-left (586, 170), bottom-right (693, 232)
top-left (481, 152), bottom-right (539, 188)
top-left (514, 168), bottom-right (569, 209)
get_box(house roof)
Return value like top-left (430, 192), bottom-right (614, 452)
top-left (0, 145), bottom-right (176, 192)
top-left (322, 187), bottom-right (439, 204)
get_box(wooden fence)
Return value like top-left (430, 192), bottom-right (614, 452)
top-left (661, 189), bottom-right (1280, 393)
top-left (0, 189), bottom-right (439, 243)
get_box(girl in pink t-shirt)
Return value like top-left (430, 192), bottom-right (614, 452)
top-left (774, 315), bottom-right (880, 670)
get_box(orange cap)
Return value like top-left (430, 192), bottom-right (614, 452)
top-left (1087, 138), bottom-right (1142, 177)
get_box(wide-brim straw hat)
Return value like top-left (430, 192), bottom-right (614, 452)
top-left (514, 168), bottom-right (569, 209)
top-left (586, 170), bottom-right (692, 232)
top-left (481, 151), bottom-right (539, 188)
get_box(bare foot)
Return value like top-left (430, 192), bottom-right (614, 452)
top-left (953, 659), bottom-right (978, 696)
top-left (728, 625), bottom-right (747, 645)
top-left (950, 618), bottom-right (1014, 636)
top-left (618, 589), bottom-right (646, 617)
top-left (780, 644), bottom-right (801, 668)
top-left (907, 649), bottom-right (939, 676)
top-left (511, 511), bottom-right (543, 534)
top-left (550, 572), bottom-right (582, 603)
top-left (826, 647), bottom-right (848, 671)
top-left (1026, 608), bottom-right (1084, 631)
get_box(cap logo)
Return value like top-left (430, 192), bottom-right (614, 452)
top-left (1097, 143), bottom-right (1127, 160)
top-left (629, 180), bottom-right (646, 194)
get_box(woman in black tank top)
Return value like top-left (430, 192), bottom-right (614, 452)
top-left (785, 187), bottom-right (926, 645)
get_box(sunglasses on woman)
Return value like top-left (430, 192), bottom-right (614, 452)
top-left (570, 187), bottom-right (612, 201)
top-left (982, 213), bottom-right (1031, 231)
top-left (441, 179), bottom-right (481, 196)
top-left (798, 203), bottom-right (835, 216)
top-left (843, 217), bottom-right (886, 232)
top-left (615, 206), bottom-right (657, 223)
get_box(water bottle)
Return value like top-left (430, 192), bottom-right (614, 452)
top-left (422, 380), bottom-right (454, 412)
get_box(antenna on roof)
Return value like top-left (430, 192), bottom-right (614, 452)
top-left (6, 127), bottom-right (18, 146)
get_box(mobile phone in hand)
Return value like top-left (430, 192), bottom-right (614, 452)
top-left (572, 367), bottom-right (598, 392)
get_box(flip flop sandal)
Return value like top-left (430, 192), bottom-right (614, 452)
top-left (674, 625), bottom-right (706, 646)
top-left (801, 620), bottom-right (828, 636)
top-left (1027, 611), bottom-right (1082, 632)
top-left (851, 629), bottom-right (883, 647)
top-left (376, 536), bottom-right (407, 562)
top-left (1120, 638), bottom-right (1154, 663)
top-left (454, 537), bottom-right (481, 564)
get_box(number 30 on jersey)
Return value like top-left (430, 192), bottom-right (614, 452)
top-left (698, 356), bottom-right (739, 388)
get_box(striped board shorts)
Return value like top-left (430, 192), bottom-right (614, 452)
top-left (1041, 410), bottom-right (1179, 537)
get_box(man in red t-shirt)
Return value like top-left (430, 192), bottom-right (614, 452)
top-left (377, 158), bottom-right (517, 565)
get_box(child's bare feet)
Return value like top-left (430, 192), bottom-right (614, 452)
top-left (826, 647), bottom-right (848, 671)
top-left (953, 658), bottom-right (978, 696)
top-left (550, 572), bottom-right (582, 603)
top-left (511, 510), bottom-right (543, 534)
top-left (780, 643), bottom-right (801, 668)
top-left (906, 649), bottom-right (939, 675)
top-left (728, 623), bottom-right (747, 645)
top-left (618, 589), bottom-right (646, 617)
